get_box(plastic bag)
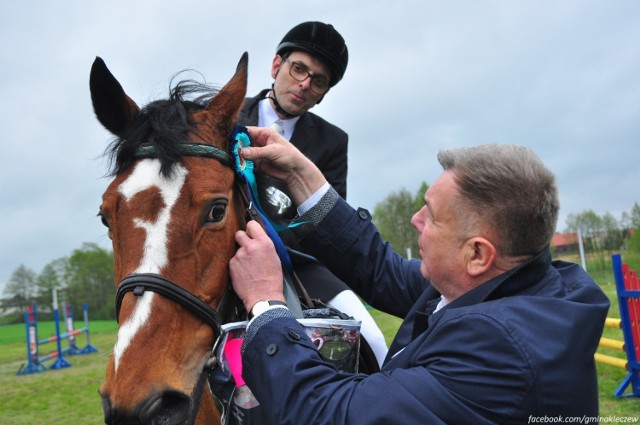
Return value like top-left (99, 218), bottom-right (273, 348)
top-left (210, 317), bottom-right (361, 425)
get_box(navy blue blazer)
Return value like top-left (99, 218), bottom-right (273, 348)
top-left (242, 197), bottom-right (610, 424)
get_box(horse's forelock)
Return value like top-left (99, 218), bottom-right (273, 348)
top-left (105, 79), bottom-right (220, 178)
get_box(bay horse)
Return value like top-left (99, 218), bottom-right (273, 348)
top-left (91, 54), bottom-right (251, 424)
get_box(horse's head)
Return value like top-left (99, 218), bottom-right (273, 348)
top-left (91, 54), bottom-right (249, 425)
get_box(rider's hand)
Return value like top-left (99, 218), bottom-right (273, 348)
top-left (229, 220), bottom-right (285, 314)
top-left (243, 126), bottom-right (327, 205)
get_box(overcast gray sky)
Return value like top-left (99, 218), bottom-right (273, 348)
top-left (1, 0), bottom-right (638, 292)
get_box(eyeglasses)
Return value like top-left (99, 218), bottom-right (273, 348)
top-left (283, 58), bottom-right (330, 95)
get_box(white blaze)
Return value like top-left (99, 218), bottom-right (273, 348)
top-left (113, 159), bottom-right (187, 371)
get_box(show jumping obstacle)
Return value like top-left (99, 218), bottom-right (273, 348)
top-left (609, 253), bottom-right (640, 397)
top-left (17, 291), bottom-right (98, 376)
top-left (595, 317), bottom-right (627, 370)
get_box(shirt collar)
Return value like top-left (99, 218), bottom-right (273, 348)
top-left (258, 96), bottom-right (300, 140)
top-left (433, 295), bottom-right (450, 313)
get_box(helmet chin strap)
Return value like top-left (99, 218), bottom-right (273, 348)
top-left (267, 85), bottom-right (299, 118)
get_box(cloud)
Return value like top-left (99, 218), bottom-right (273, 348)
top-left (1, 0), bottom-right (639, 291)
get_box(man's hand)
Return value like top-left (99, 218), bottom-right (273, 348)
top-left (243, 126), bottom-right (327, 205)
top-left (229, 220), bottom-right (285, 314)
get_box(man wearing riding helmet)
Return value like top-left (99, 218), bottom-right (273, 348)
top-left (237, 21), bottom-right (388, 368)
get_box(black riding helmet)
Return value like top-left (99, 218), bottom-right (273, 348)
top-left (276, 21), bottom-right (348, 87)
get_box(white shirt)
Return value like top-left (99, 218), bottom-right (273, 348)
top-left (297, 182), bottom-right (331, 216)
top-left (433, 295), bottom-right (450, 313)
top-left (258, 96), bottom-right (299, 140)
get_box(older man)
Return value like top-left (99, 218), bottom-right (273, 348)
top-left (230, 128), bottom-right (609, 425)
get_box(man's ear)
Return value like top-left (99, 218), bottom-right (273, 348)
top-left (464, 237), bottom-right (497, 277)
top-left (271, 55), bottom-right (284, 79)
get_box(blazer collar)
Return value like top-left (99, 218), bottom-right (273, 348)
top-left (446, 247), bottom-right (552, 311)
top-left (238, 89), bottom-right (269, 125)
top-left (239, 89), bottom-right (314, 145)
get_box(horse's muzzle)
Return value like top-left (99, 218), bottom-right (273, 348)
top-left (101, 390), bottom-right (193, 425)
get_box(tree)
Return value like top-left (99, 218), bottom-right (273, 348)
top-left (565, 210), bottom-right (603, 251)
top-left (64, 243), bottom-right (115, 320)
top-left (564, 208), bottom-right (640, 271)
top-left (626, 202), bottom-right (640, 268)
top-left (3, 264), bottom-right (38, 313)
top-left (629, 229), bottom-right (640, 254)
top-left (565, 210), bottom-right (602, 235)
top-left (631, 202), bottom-right (640, 229)
top-left (601, 212), bottom-right (624, 251)
top-left (373, 182), bottom-right (429, 259)
top-left (36, 257), bottom-right (69, 312)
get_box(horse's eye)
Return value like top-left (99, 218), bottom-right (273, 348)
top-left (98, 210), bottom-right (110, 229)
top-left (206, 200), bottom-right (227, 223)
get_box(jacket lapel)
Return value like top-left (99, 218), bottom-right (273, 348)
top-left (238, 89), bottom-right (315, 153)
top-left (289, 112), bottom-right (314, 152)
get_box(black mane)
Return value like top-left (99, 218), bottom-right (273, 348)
top-left (106, 79), bottom-right (219, 178)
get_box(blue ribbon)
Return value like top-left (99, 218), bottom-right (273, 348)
top-left (229, 126), bottom-right (295, 274)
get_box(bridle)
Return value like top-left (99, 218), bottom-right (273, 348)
top-left (112, 141), bottom-right (253, 424)
top-left (114, 142), bottom-right (253, 331)
top-left (115, 273), bottom-right (224, 331)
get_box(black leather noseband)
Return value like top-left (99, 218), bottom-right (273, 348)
top-left (115, 273), bottom-right (223, 333)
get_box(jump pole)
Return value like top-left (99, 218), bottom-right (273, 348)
top-left (49, 289), bottom-right (71, 370)
top-left (62, 300), bottom-right (80, 355)
top-left (79, 303), bottom-right (98, 354)
top-left (62, 301), bottom-right (98, 355)
top-left (17, 303), bottom-right (46, 375)
top-left (17, 297), bottom-right (97, 375)
top-left (59, 300), bottom-right (98, 355)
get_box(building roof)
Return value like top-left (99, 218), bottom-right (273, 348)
top-left (551, 233), bottom-right (579, 247)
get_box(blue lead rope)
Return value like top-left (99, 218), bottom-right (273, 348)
top-left (229, 125), bottom-right (295, 274)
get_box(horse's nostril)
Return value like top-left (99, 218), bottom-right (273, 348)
top-left (100, 391), bottom-right (113, 424)
top-left (139, 390), bottom-right (193, 425)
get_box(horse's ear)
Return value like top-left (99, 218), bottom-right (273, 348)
top-left (205, 52), bottom-right (248, 133)
top-left (90, 57), bottom-right (140, 136)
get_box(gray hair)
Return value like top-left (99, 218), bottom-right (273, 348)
top-left (437, 144), bottom-right (559, 257)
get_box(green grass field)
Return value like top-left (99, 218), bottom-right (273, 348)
top-left (0, 306), bottom-right (638, 423)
